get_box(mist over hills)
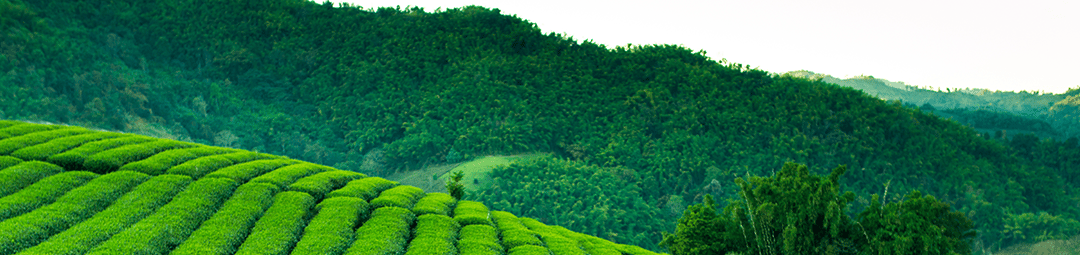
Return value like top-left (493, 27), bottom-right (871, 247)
top-left (2, 0), bottom-right (1079, 252)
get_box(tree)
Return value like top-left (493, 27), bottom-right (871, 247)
top-left (446, 170), bottom-right (465, 200)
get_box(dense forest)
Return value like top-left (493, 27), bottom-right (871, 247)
top-left (2, 0), bottom-right (1078, 252)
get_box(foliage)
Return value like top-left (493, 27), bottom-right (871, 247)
top-left (287, 170), bottom-right (366, 200)
top-left (0, 160), bottom-right (64, 197)
top-left (0, 171), bottom-right (97, 221)
top-left (171, 182), bottom-right (280, 255)
top-left (249, 163), bottom-right (335, 189)
top-left (447, 169), bottom-right (466, 200)
top-left (413, 192), bottom-right (457, 216)
top-left (370, 185), bottom-right (426, 209)
top-left (233, 191), bottom-right (314, 255)
top-left (347, 206), bottom-right (416, 255)
top-left (328, 177), bottom-right (399, 200)
top-left (292, 196), bottom-right (370, 255)
top-left (455, 200), bottom-right (494, 226)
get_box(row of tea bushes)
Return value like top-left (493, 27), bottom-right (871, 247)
top-left (18, 174), bottom-right (193, 255)
top-left (458, 224), bottom-right (504, 255)
top-left (0, 161), bottom-right (64, 197)
top-left (347, 206), bottom-right (417, 255)
top-left (413, 193), bottom-right (456, 216)
top-left (204, 159), bottom-right (300, 182)
top-left (9, 132), bottom-right (126, 161)
top-left (456, 201), bottom-right (494, 226)
top-left (166, 151), bottom-right (278, 178)
top-left (86, 177), bottom-right (238, 255)
top-left (0, 171), bottom-right (98, 221)
top-left (0, 171), bottom-right (149, 254)
top-left (171, 182), bottom-right (281, 255)
top-left (292, 196), bottom-right (371, 255)
top-left (0, 127), bottom-right (91, 154)
top-left (405, 214), bottom-right (461, 255)
top-left (329, 177), bottom-right (399, 200)
top-left (491, 211), bottom-right (545, 251)
top-left (83, 140), bottom-right (198, 173)
top-left (251, 163), bottom-right (336, 189)
top-left (0, 123), bottom-right (67, 140)
top-left (47, 136), bottom-right (156, 169)
top-left (287, 170), bottom-right (366, 201)
top-left (234, 191), bottom-right (315, 255)
top-left (370, 185), bottom-right (426, 209)
top-left (118, 146), bottom-right (241, 175)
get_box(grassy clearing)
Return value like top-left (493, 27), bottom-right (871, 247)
top-left (250, 163), bottom-right (336, 189)
top-left (171, 182), bottom-right (281, 255)
top-left (287, 170), bottom-right (366, 201)
top-left (17, 174), bottom-right (192, 255)
top-left (0, 161), bottom-right (65, 197)
top-left (234, 191), bottom-right (316, 255)
top-left (0, 127), bottom-right (90, 154)
top-left (291, 196), bottom-right (370, 255)
top-left (0, 171), bottom-right (98, 221)
top-left (9, 132), bottom-right (125, 161)
top-left (118, 146), bottom-right (240, 175)
top-left (0, 171), bottom-right (149, 254)
top-left (87, 177), bottom-right (238, 255)
top-left (346, 206), bottom-right (416, 255)
top-left (329, 177), bottom-right (399, 201)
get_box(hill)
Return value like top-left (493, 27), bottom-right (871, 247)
top-left (3, 0), bottom-right (1080, 252)
top-left (0, 120), bottom-right (661, 255)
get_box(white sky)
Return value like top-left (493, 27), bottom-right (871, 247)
top-left (336, 0), bottom-right (1080, 94)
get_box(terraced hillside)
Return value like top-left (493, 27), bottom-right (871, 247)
top-left (0, 120), bottom-right (660, 255)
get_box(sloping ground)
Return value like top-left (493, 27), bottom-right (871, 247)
top-left (0, 120), bottom-right (661, 255)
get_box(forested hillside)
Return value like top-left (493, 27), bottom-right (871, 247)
top-left (2, 0), bottom-right (1078, 252)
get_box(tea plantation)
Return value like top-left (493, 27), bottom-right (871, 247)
top-left (0, 120), bottom-right (662, 255)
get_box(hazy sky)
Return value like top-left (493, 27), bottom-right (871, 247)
top-left (338, 0), bottom-right (1079, 94)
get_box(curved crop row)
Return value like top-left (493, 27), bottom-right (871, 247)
top-left (0, 155), bottom-right (22, 169)
top-left (166, 151), bottom-right (275, 178)
top-left (291, 196), bottom-right (371, 255)
top-left (234, 191), bottom-right (315, 255)
top-left (46, 136), bottom-right (155, 169)
top-left (0, 171), bottom-right (149, 254)
top-left (405, 214), bottom-right (462, 255)
top-left (346, 206), bottom-right (416, 255)
top-left (87, 177), bottom-right (239, 255)
top-left (9, 132), bottom-right (126, 161)
top-left (458, 224), bottom-right (504, 255)
top-left (328, 177), bottom-right (398, 201)
top-left (0, 171), bottom-right (98, 221)
top-left (287, 170), bottom-right (366, 201)
top-left (0, 161), bottom-right (65, 197)
top-left (490, 211), bottom-right (543, 250)
top-left (0, 123), bottom-right (66, 140)
top-left (370, 185), bottom-right (426, 209)
top-left (204, 159), bottom-right (299, 182)
top-left (508, 245), bottom-right (550, 255)
top-left (0, 120), bottom-right (23, 128)
top-left (118, 146), bottom-right (240, 175)
top-left (413, 192), bottom-right (456, 216)
top-left (517, 218), bottom-right (586, 255)
top-left (171, 182), bottom-right (281, 255)
top-left (456, 201), bottom-right (495, 227)
top-left (83, 140), bottom-right (197, 173)
top-left (18, 174), bottom-right (193, 255)
top-left (0, 127), bottom-right (91, 154)
top-left (250, 163), bottom-right (335, 189)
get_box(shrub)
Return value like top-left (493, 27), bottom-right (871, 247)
top-left (370, 185), bottom-right (426, 209)
top-left (46, 136), bottom-right (154, 170)
top-left (0, 171), bottom-right (98, 221)
top-left (507, 245), bottom-right (551, 255)
top-left (204, 159), bottom-right (299, 183)
top-left (291, 196), bottom-right (371, 255)
top-left (118, 146), bottom-right (240, 175)
top-left (518, 218), bottom-right (587, 255)
top-left (0, 123), bottom-right (65, 140)
top-left (0, 120), bottom-right (22, 128)
top-left (10, 132), bottom-right (125, 161)
top-left (250, 163), bottom-right (336, 189)
top-left (455, 201), bottom-right (494, 226)
top-left (234, 191), bottom-right (315, 255)
top-left (86, 177), bottom-right (238, 255)
top-left (405, 214), bottom-right (461, 255)
top-left (543, 225), bottom-right (621, 255)
top-left (18, 174), bottom-right (192, 255)
top-left (0, 171), bottom-right (149, 254)
top-left (412, 193), bottom-right (457, 215)
top-left (83, 140), bottom-right (197, 173)
top-left (0, 155), bottom-right (22, 169)
top-left (287, 170), bottom-right (366, 201)
top-left (501, 229), bottom-right (544, 249)
top-left (346, 206), bottom-right (416, 255)
top-left (328, 177), bottom-right (399, 200)
top-left (171, 182), bottom-right (280, 255)
top-left (458, 224), bottom-right (504, 255)
top-left (0, 127), bottom-right (90, 154)
top-left (166, 153), bottom-right (246, 178)
top-left (0, 161), bottom-right (65, 197)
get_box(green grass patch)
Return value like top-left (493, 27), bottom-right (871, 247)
top-left (46, 136), bottom-right (155, 170)
top-left (87, 177), bottom-right (238, 255)
top-left (9, 132), bottom-right (125, 161)
top-left (118, 146), bottom-right (240, 175)
top-left (0, 171), bottom-right (149, 254)
top-left (18, 174), bottom-right (192, 255)
top-left (412, 192), bottom-right (457, 216)
top-left (0, 171), bottom-right (98, 221)
top-left (204, 159), bottom-right (299, 183)
top-left (370, 185), bottom-right (426, 209)
top-left (0, 127), bottom-right (91, 155)
top-left (83, 140), bottom-right (197, 173)
top-left (234, 191), bottom-right (316, 255)
top-left (287, 170), bottom-right (366, 201)
top-left (455, 201), bottom-right (493, 226)
top-left (170, 182), bottom-right (281, 255)
top-left (346, 206), bottom-right (416, 255)
top-left (329, 177), bottom-right (399, 201)
top-left (405, 214), bottom-right (462, 255)
top-left (292, 196), bottom-right (371, 255)
top-left (250, 163), bottom-right (336, 189)
top-left (0, 161), bottom-right (64, 197)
